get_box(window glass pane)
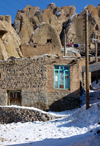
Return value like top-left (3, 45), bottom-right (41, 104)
top-left (60, 70), bottom-right (64, 84)
top-left (64, 66), bottom-right (69, 70)
top-left (65, 71), bottom-right (68, 76)
top-left (65, 77), bottom-right (69, 88)
top-left (15, 93), bottom-right (17, 99)
top-left (60, 66), bottom-right (63, 69)
top-left (55, 75), bottom-right (58, 88)
top-left (54, 65), bottom-right (69, 89)
top-left (55, 71), bottom-right (58, 74)
top-left (54, 66), bottom-right (59, 69)
top-left (55, 75), bottom-right (58, 82)
top-left (55, 82), bottom-right (58, 88)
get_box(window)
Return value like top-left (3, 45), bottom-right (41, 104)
top-left (54, 65), bottom-right (70, 89)
top-left (47, 39), bottom-right (52, 43)
top-left (7, 90), bottom-right (21, 106)
top-left (34, 45), bottom-right (36, 48)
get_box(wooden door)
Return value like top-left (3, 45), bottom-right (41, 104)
top-left (8, 91), bottom-right (21, 106)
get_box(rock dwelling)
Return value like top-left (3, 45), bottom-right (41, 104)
top-left (0, 3), bottom-right (100, 111)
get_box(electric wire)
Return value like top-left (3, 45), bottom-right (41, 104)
top-left (3, 0), bottom-right (18, 10)
top-left (16, 0), bottom-right (26, 7)
top-left (26, 0), bottom-right (34, 6)
top-left (0, 4), bottom-right (15, 15)
top-left (37, 0), bottom-right (47, 6)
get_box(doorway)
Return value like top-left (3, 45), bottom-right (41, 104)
top-left (8, 90), bottom-right (21, 106)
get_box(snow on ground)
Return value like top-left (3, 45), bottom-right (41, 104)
top-left (0, 80), bottom-right (100, 146)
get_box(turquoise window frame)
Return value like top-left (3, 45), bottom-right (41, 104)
top-left (54, 65), bottom-right (70, 89)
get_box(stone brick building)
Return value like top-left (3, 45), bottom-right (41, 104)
top-left (0, 55), bottom-right (80, 111)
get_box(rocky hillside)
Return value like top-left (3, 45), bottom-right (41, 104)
top-left (0, 15), bottom-right (23, 60)
top-left (13, 3), bottom-right (100, 55)
top-left (65, 4), bottom-right (100, 45)
top-left (14, 3), bottom-right (76, 44)
top-left (0, 3), bottom-right (100, 60)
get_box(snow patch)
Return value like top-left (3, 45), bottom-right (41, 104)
top-left (88, 12), bottom-right (91, 15)
top-left (0, 101), bottom-right (100, 146)
top-left (66, 13), bottom-right (77, 31)
top-left (56, 11), bottom-right (61, 16)
top-left (70, 13), bottom-right (77, 21)
top-left (50, 3), bottom-right (55, 5)
top-left (84, 5), bottom-right (88, 10)
top-left (36, 9), bottom-right (41, 12)
top-left (32, 22), bottom-right (46, 35)
top-left (14, 21), bottom-right (19, 29)
top-left (3, 40), bottom-right (8, 45)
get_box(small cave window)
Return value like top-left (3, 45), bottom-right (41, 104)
top-left (34, 45), bottom-right (36, 48)
top-left (99, 9), bottom-right (100, 17)
top-left (95, 25), bottom-right (99, 30)
top-left (49, 20), bottom-right (51, 24)
top-left (0, 73), bottom-right (1, 78)
top-left (29, 8), bottom-right (31, 11)
top-left (47, 39), bottom-right (52, 43)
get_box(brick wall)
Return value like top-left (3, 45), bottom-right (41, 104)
top-left (21, 43), bottom-right (51, 58)
top-left (46, 57), bottom-right (80, 111)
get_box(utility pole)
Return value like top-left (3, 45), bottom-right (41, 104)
top-left (64, 29), bottom-right (66, 56)
top-left (96, 41), bottom-right (98, 83)
top-left (94, 33), bottom-right (98, 62)
top-left (85, 9), bottom-right (89, 110)
top-left (95, 41), bottom-right (98, 62)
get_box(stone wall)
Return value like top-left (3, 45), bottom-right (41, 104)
top-left (0, 106), bottom-right (55, 124)
top-left (0, 56), bottom-right (48, 110)
top-left (0, 55), bottom-right (80, 111)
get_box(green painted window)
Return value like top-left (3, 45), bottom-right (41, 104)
top-left (54, 65), bottom-right (70, 89)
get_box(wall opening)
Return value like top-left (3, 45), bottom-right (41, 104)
top-left (7, 90), bottom-right (21, 106)
top-left (99, 9), bottom-right (100, 17)
top-left (34, 45), bottom-right (36, 48)
top-left (47, 39), bottom-right (52, 43)
top-left (95, 25), bottom-right (99, 30)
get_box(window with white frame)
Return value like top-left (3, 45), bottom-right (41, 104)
top-left (54, 65), bottom-right (70, 89)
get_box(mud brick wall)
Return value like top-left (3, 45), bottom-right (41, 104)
top-left (21, 43), bottom-right (51, 58)
top-left (0, 57), bottom-right (48, 110)
top-left (46, 57), bottom-right (80, 111)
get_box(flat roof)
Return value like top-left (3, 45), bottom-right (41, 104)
top-left (82, 61), bottom-right (100, 72)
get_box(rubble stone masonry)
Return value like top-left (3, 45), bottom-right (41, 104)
top-left (0, 55), bottom-right (80, 111)
top-left (0, 56), bottom-right (47, 110)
